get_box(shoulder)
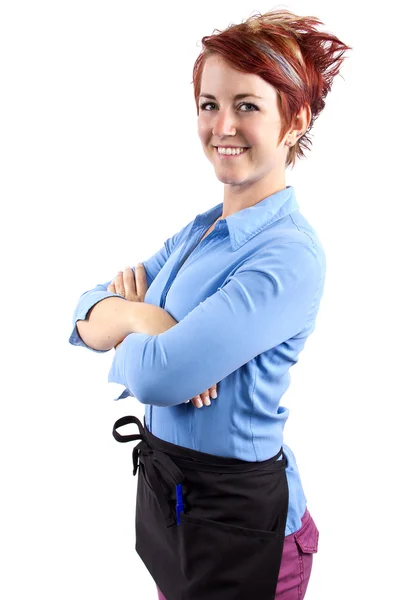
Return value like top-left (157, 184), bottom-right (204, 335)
top-left (234, 235), bottom-right (325, 289)
top-left (260, 209), bottom-right (326, 275)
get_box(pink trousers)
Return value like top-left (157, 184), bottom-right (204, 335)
top-left (156, 508), bottom-right (319, 600)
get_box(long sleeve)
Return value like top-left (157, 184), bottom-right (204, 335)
top-left (68, 219), bottom-right (193, 352)
top-left (68, 287), bottom-right (130, 353)
top-left (108, 241), bottom-right (323, 406)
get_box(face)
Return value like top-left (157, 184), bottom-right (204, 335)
top-left (197, 54), bottom-right (290, 193)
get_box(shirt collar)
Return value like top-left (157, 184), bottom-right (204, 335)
top-left (194, 185), bottom-right (300, 251)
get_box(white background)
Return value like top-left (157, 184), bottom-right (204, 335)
top-left (0, 1), bottom-right (398, 599)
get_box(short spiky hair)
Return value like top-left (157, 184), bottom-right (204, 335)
top-left (192, 9), bottom-right (352, 168)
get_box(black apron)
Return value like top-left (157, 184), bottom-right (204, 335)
top-left (112, 415), bottom-right (289, 600)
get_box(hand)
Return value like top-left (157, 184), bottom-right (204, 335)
top-left (108, 264), bottom-right (148, 350)
top-left (107, 263), bottom-right (148, 303)
top-left (185, 384), bottom-right (218, 408)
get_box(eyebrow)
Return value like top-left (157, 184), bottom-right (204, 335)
top-left (199, 93), bottom-right (264, 101)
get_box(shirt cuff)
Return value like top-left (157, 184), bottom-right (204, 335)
top-left (68, 291), bottom-right (127, 353)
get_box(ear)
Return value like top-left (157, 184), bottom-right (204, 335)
top-left (286, 105), bottom-right (311, 145)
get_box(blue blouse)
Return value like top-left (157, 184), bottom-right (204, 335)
top-left (69, 185), bottom-right (326, 536)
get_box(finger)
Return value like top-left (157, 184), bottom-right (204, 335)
top-left (107, 281), bottom-right (116, 293)
top-left (200, 390), bottom-right (211, 406)
top-left (134, 263), bottom-right (148, 300)
top-left (210, 384), bottom-right (218, 399)
top-left (114, 271), bottom-right (125, 296)
top-left (123, 266), bottom-right (136, 297)
top-left (191, 396), bottom-right (203, 408)
top-left (191, 393), bottom-right (210, 408)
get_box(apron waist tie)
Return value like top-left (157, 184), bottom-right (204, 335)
top-left (112, 415), bottom-right (185, 528)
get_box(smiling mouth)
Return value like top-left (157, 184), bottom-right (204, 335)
top-left (213, 147), bottom-right (250, 158)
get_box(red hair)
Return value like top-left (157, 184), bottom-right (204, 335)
top-left (192, 9), bottom-right (352, 168)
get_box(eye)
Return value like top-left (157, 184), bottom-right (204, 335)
top-left (199, 102), bottom-right (216, 111)
top-left (199, 102), bottom-right (259, 112)
top-left (238, 103), bottom-right (258, 112)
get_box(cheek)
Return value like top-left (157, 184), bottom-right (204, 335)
top-left (197, 116), bottom-right (211, 137)
top-left (197, 122), bottom-right (206, 141)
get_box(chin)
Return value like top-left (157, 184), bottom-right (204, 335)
top-left (214, 172), bottom-right (247, 185)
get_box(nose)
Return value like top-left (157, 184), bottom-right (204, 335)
top-left (212, 109), bottom-right (237, 138)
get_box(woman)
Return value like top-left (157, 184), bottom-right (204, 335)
top-left (69, 9), bottom-right (351, 600)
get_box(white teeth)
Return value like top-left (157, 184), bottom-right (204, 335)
top-left (217, 147), bottom-right (247, 155)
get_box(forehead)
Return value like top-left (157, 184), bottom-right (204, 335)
top-left (200, 54), bottom-right (277, 102)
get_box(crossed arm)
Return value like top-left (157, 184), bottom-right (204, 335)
top-left (75, 268), bottom-right (218, 405)
top-left (75, 263), bottom-right (178, 351)
top-left (75, 242), bottom-right (322, 406)
top-left (76, 298), bottom-right (178, 352)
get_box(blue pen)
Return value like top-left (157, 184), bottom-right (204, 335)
top-left (175, 484), bottom-right (184, 526)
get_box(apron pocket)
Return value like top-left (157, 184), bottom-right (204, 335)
top-left (141, 462), bottom-right (156, 492)
top-left (178, 512), bottom-right (284, 600)
top-left (180, 512), bottom-right (279, 539)
top-left (139, 462), bottom-right (172, 504)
